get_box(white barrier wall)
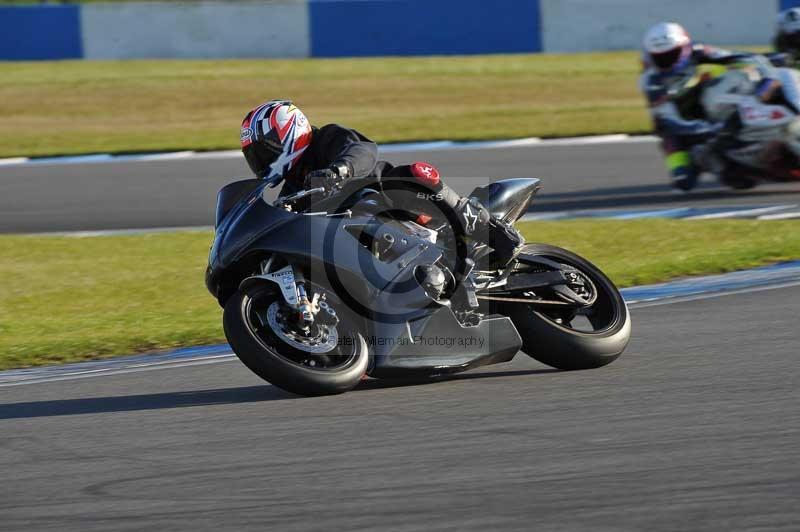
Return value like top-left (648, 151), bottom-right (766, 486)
top-left (540, 0), bottom-right (775, 53)
top-left (80, 1), bottom-right (309, 59)
top-left (3, 0), bottom-right (783, 61)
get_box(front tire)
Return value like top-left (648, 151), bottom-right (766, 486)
top-left (506, 244), bottom-right (631, 370)
top-left (223, 283), bottom-right (369, 396)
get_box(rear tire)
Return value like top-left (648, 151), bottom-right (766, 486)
top-left (719, 167), bottom-right (758, 190)
top-left (223, 284), bottom-right (369, 396)
top-left (506, 244), bottom-right (631, 370)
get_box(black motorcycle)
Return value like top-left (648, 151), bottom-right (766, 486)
top-left (206, 175), bottom-right (631, 396)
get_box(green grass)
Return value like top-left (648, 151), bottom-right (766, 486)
top-left (1, 219), bottom-right (799, 370)
top-left (0, 52), bottom-right (649, 158)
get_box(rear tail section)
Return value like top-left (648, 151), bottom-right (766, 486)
top-left (469, 178), bottom-right (541, 223)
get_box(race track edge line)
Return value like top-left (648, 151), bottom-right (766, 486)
top-left (0, 135), bottom-right (658, 168)
top-left (1, 260), bottom-right (798, 387)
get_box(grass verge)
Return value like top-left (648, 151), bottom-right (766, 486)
top-left (1, 219), bottom-right (798, 370)
top-left (0, 52), bottom-right (649, 158)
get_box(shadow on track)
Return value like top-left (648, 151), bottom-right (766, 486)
top-left (0, 385), bottom-right (296, 420)
top-left (0, 368), bottom-right (561, 419)
top-left (356, 367), bottom-right (561, 391)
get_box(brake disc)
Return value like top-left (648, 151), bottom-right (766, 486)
top-left (266, 302), bottom-right (338, 354)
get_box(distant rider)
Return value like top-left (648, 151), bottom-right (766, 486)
top-left (775, 8), bottom-right (800, 64)
top-left (239, 100), bottom-right (524, 266)
top-left (640, 22), bottom-right (783, 191)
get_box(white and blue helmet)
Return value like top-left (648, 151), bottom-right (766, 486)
top-left (778, 7), bottom-right (800, 35)
top-left (643, 22), bottom-right (693, 73)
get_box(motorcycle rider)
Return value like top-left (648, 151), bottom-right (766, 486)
top-left (240, 99), bottom-right (524, 267)
top-left (641, 22), bottom-right (783, 190)
top-left (775, 8), bottom-right (800, 64)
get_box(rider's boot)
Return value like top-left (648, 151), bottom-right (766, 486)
top-left (670, 168), bottom-right (700, 192)
top-left (404, 162), bottom-right (525, 267)
top-left (451, 196), bottom-right (525, 268)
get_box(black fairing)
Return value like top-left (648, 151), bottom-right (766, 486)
top-left (215, 179), bottom-right (265, 228)
top-left (469, 178), bottom-right (541, 223)
top-left (367, 308), bottom-right (521, 379)
top-left (206, 179), bottom-right (440, 311)
top-left (206, 177), bottom-right (525, 377)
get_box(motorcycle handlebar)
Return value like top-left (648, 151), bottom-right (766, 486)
top-left (273, 187), bottom-right (328, 207)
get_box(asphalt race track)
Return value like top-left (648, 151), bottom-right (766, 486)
top-left (3, 139), bottom-right (800, 233)
top-left (2, 141), bottom-right (799, 531)
top-left (2, 286), bottom-right (799, 531)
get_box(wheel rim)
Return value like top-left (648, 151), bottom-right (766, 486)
top-left (243, 289), bottom-right (359, 371)
top-left (266, 302), bottom-right (339, 354)
top-left (520, 257), bottom-right (621, 335)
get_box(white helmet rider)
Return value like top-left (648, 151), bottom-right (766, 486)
top-left (642, 22), bottom-right (693, 73)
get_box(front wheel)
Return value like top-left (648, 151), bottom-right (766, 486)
top-left (223, 283), bottom-right (369, 396)
top-left (505, 244), bottom-right (631, 370)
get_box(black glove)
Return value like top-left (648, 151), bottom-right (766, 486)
top-left (304, 162), bottom-right (351, 191)
top-left (304, 169), bottom-right (340, 191)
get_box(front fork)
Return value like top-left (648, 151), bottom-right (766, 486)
top-left (240, 256), bottom-right (339, 330)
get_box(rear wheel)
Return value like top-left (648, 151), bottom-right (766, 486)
top-left (223, 283), bottom-right (369, 396)
top-left (719, 165), bottom-right (758, 190)
top-left (504, 244), bottom-right (631, 370)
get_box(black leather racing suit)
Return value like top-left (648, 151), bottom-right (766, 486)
top-left (280, 123), bottom-right (522, 265)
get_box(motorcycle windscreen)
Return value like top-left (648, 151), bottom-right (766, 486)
top-left (215, 179), bottom-right (265, 228)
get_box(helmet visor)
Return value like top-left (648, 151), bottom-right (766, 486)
top-left (784, 30), bottom-right (800, 51)
top-left (651, 47), bottom-right (684, 70)
top-left (243, 142), bottom-right (282, 179)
